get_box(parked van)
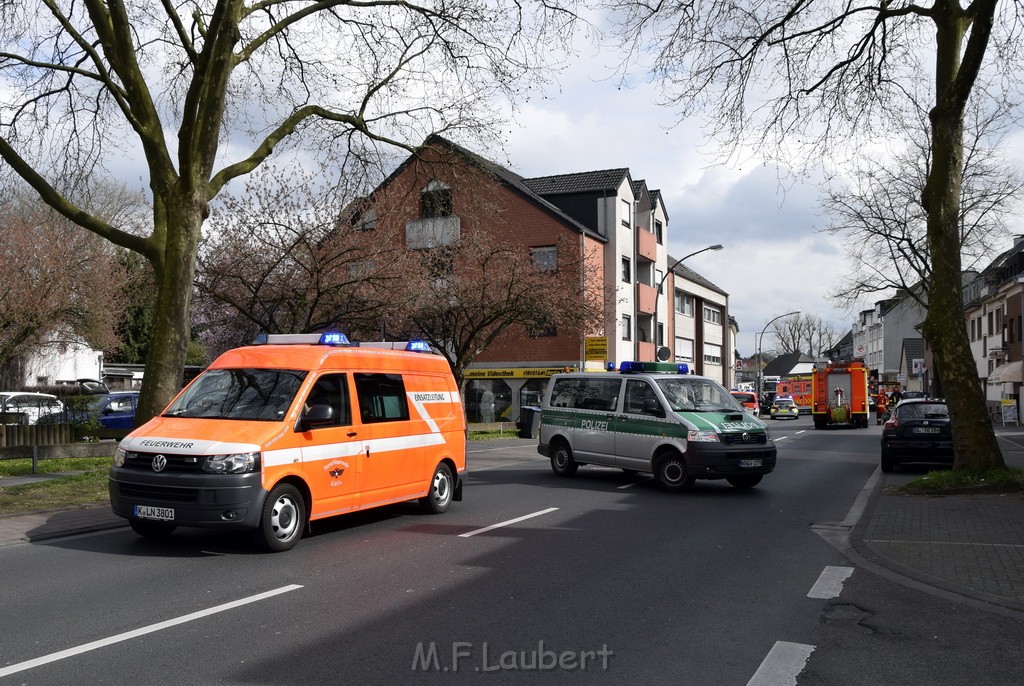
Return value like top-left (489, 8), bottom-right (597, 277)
top-left (109, 334), bottom-right (466, 551)
top-left (537, 362), bottom-right (776, 491)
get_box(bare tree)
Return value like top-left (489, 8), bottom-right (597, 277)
top-left (824, 103), bottom-right (1023, 309)
top-left (395, 234), bottom-right (607, 390)
top-left (195, 167), bottom-right (412, 358)
top-left (0, 0), bottom-right (580, 423)
top-left (769, 314), bottom-right (840, 359)
top-left (610, 0), bottom-right (1016, 470)
top-left (0, 186), bottom-right (127, 380)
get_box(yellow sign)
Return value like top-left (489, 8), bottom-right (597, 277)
top-left (585, 336), bottom-right (608, 361)
top-left (464, 367), bottom-right (568, 379)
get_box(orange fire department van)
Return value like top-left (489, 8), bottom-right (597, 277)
top-left (109, 333), bottom-right (466, 551)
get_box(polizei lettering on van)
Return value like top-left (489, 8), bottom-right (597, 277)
top-left (580, 419), bottom-right (609, 431)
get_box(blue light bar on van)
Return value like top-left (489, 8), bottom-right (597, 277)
top-left (614, 361), bottom-right (689, 374)
top-left (254, 332), bottom-right (351, 346)
top-left (406, 340), bottom-right (432, 352)
top-left (318, 332), bottom-right (350, 346)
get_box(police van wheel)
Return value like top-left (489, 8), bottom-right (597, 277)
top-left (129, 519), bottom-right (177, 538)
top-left (420, 463), bottom-right (454, 514)
top-left (726, 475), bottom-right (762, 489)
top-left (256, 483), bottom-right (305, 552)
top-left (655, 455), bottom-right (695, 492)
top-left (550, 442), bottom-right (578, 477)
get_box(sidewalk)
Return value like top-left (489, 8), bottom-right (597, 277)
top-left (3, 429), bottom-right (1024, 619)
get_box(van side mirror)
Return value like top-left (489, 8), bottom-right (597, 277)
top-left (300, 404), bottom-right (335, 430)
top-left (643, 398), bottom-right (666, 418)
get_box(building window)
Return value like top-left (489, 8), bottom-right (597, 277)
top-left (531, 246), bottom-right (558, 272)
top-left (704, 343), bottom-right (722, 365)
top-left (621, 199), bottom-right (632, 228)
top-left (655, 268), bottom-right (664, 293)
top-left (655, 219), bottom-right (663, 245)
top-left (421, 180), bottom-right (452, 218)
top-left (527, 323), bottom-right (557, 338)
top-left (704, 305), bottom-right (722, 325)
top-left (675, 291), bottom-right (694, 317)
top-left (353, 206), bottom-right (376, 231)
top-left (621, 314), bottom-right (632, 341)
top-left (621, 257), bottom-right (631, 283)
top-left (657, 323), bottom-right (664, 346)
top-left (675, 337), bottom-right (694, 362)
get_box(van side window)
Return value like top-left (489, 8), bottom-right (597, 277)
top-left (355, 373), bottom-right (410, 423)
top-left (549, 377), bottom-right (621, 411)
top-left (576, 379), bottom-right (622, 412)
top-left (304, 374), bottom-right (351, 427)
top-left (624, 380), bottom-right (661, 415)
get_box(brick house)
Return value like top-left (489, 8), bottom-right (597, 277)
top-left (364, 135), bottom-right (730, 421)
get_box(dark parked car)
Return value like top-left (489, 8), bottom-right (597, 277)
top-left (38, 391), bottom-right (139, 430)
top-left (880, 398), bottom-right (952, 472)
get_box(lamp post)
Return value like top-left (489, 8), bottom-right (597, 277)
top-left (756, 310), bottom-right (801, 403)
top-left (653, 244), bottom-right (724, 361)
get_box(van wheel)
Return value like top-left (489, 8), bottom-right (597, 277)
top-left (655, 454), bottom-right (695, 492)
top-left (129, 519), bottom-right (177, 538)
top-left (726, 475), bottom-right (762, 489)
top-left (420, 463), bottom-right (454, 514)
top-left (550, 442), bottom-right (578, 477)
top-left (255, 484), bottom-right (305, 552)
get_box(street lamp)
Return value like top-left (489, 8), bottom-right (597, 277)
top-left (653, 244), bottom-right (724, 361)
top-left (756, 310), bottom-right (801, 403)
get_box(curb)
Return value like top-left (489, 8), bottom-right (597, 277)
top-left (849, 475), bottom-right (1024, 620)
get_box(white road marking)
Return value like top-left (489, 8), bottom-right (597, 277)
top-left (747, 641), bottom-right (815, 686)
top-left (774, 435), bottom-right (789, 441)
top-left (0, 585), bottom-right (303, 678)
top-left (458, 507), bottom-right (559, 538)
top-left (807, 566), bottom-right (854, 599)
top-left (617, 478), bottom-right (650, 490)
top-left (796, 430), bottom-right (806, 434)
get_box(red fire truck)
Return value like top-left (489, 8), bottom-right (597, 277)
top-left (775, 375), bottom-right (813, 414)
top-left (811, 359), bottom-right (871, 429)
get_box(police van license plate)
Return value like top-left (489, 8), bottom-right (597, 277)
top-left (739, 458), bottom-right (762, 468)
top-left (134, 505), bottom-right (174, 521)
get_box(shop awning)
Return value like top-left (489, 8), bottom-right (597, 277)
top-left (988, 360), bottom-right (1024, 384)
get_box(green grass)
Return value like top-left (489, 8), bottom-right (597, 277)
top-left (0, 459), bottom-right (111, 515)
top-left (468, 428), bottom-right (523, 440)
top-left (898, 466), bottom-right (1024, 493)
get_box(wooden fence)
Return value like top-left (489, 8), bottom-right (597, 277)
top-left (1, 423), bottom-right (130, 449)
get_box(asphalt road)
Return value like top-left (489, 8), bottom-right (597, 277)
top-left (1, 418), bottom-right (1022, 685)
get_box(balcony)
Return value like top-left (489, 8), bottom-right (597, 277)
top-left (637, 226), bottom-right (657, 261)
top-left (637, 283), bottom-right (657, 315)
top-left (637, 341), bottom-right (655, 362)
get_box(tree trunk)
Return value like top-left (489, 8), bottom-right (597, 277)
top-left (134, 189), bottom-right (204, 424)
top-left (921, 20), bottom-right (1004, 470)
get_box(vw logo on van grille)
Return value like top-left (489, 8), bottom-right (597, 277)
top-left (152, 454), bottom-right (167, 472)
top-left (741, 432), bottom-right (752, 444)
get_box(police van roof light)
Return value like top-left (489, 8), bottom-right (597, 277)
top-left (616, 361), bottom-right (689, 374)
top-left (406, 340), bottom-right (432, 353)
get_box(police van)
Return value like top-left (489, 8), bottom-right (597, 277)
top-left (537, 362), bottom-right (776, 491)
top-left (109, 333), bottom-right (466, 551)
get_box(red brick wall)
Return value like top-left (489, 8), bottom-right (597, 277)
top-left (374, 147), bottom-right (605, 365)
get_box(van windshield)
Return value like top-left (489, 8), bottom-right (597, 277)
top-left (655, 378), bottom-right (744, 413)
top-left (163, 368), bottom-right (308, 421)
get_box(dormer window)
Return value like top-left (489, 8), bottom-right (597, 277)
top-left (421, 180), bottom-right (452, 218)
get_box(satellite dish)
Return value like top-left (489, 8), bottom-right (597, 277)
top-left (656, 346), bottom-right (672, 362)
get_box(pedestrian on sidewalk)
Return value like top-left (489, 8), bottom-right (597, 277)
top-left (875, 392), bottom-right (888, 425)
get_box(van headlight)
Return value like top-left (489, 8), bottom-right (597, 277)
top-left (202, 452), bottom-right (260, 474)
top-left (687, 430), bottom-right (720, 442)
top-left (113, 447), bottom-right (126, 467)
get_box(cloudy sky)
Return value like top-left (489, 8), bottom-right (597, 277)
top-left (498, 68), bottom-right (858, 358)
top-left (492, 34), bottom-right (1024, 359)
